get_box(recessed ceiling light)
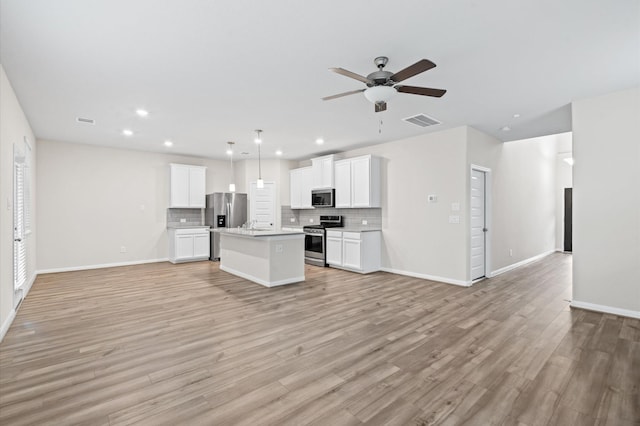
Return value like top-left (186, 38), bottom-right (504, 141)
top-left (275, 150), bottom-right (283, 156)
top-left (164, 140), bottom-right (173, 147)
top-left (513, 113), bottom-right (521, 118)
top-left (136, 109), bottom-right (149, 117)
top-left (501, 126), bottom-right (511, 132)
top-left (315, 138), bottom-right (324, 145)
top-left (122, 129), bottom-right (134, 136)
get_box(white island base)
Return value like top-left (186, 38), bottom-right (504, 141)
top-left (216, 229), bottom-right (305, 287)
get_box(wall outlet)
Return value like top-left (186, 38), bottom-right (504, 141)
top-left (448, 215), bottom-right (460, 224)
top-left (275, 244), bottom-right (283, 253)
top-left (290, 218), bottom-right (295, 223)
top-left (180, 218), bottom-right (186, 223)
top-left (428, 194), bottom-right (438, 203)
top-left (309, 218), bottom-right (314, 223)
top-left (509, 248), bottom-right (513, 257)
top-left (120, 246), bottom-right (127, 253)
top-left (361, 219), bottom-right (368, 225)
top-left (140, 204), bottom-right (145, 211)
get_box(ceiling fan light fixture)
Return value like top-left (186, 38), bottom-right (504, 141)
top-left (364, 86), bottom-right (396, 104)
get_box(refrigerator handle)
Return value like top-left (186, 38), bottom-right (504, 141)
top-left (226, 202), bottom-right (232, 228)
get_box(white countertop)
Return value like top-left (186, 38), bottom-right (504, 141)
top-left (167, 225), bottom-right (210, 229)
top-left (213, 228), bottom-right (304, 237)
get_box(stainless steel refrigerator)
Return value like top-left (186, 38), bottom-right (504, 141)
top-left (205, 192), bottom-right (248, 260)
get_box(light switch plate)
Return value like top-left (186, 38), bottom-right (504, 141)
top-left (309, 218), bottom-right (314, 223)
top-left (362, 220), bottom-right (368, 225)
top-left (451, 202), bottom-right (460, 211)
top-left (427, 194), bottom-right (438, 203)
top-left (180, 218), bottom-right (186, 223)
top-left (290, 218), bottom-right (295, 222)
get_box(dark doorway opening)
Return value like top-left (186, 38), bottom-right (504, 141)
top-left (564, 188), bottom-right (572, 252)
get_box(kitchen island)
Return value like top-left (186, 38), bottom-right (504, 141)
top-left (213, 228), bottom-right (305, 287)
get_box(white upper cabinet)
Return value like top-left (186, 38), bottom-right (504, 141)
top-left (312, 155), bottom-right (334, 189)
top-left (170, 164), bottom-right (206, 208)
top-left (290, 166), bottom-right (313, 209)
top-left (333, 155), bottom-right (380, 208)
top-left (334, 159), bottom-right (352, 208)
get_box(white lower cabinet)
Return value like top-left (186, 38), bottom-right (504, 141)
top-left (326, 235), bottom-right (343, 265)
top-left (169, 228), bottom-right (210, 263)
top-left (326, 230), bottom-right (381, 273)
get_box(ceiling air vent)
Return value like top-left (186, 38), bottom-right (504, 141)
top-left (76, 117), bottom-right (95, 125)
top-left (402, 113), bottom-right (441, 128)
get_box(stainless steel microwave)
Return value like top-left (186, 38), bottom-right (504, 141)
top-left (311, 189), bottom-right (335, 207)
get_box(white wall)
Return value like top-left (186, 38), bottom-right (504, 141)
top-left (555, 135), bottom-right (573, 251)
top-left (0, 65), bottom-right (37, 338)
top-left (235, 158), bottom-right (295, 229)
top-left (36, 140), bottom-right (232, 271)
top-left (467, 128), bottom-right (569, 275)
top-left (341, 127), bottom-right (469, 284)
top-left (290, 125), bottom-right (568, 285)
top-left (572, 87), bottom-right (640, 316)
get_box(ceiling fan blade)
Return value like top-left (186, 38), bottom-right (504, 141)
top-left (395, 85), bottom-right (447, 97)
top-left (322, 89), bottom-right (366, 101)
top-left (329, 67), bottom-right (373, 85)
top-left (390, 59), bottom-right (436, 83)
top-left (375, 102), bottom-right (387, 113)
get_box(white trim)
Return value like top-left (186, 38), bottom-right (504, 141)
top-left (37, 258), bottom-right (169, 274)
top-left (469, 164), bottom-right (492, 281)
top-left (570, 300), bottom-right (640, 320)
top-left (380, 267), bottom-right (471, 287)
top-left (491, 250), bottom-right (555, 277)
top-left (219, 264), bottom-right (304, 287)
top-left (0, 309), bottom-right (17, 343)
top-left (23, 272), bottom-right (37, 296)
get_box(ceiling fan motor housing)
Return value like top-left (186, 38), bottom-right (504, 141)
top-left (366, 70), bottom-right (394, 86)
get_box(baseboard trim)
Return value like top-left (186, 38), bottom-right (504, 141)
top-left (491, 250), bottom-right (555, 277)
top-left (570, 300), bottom-right (640, 320)
top-left (0, 308), bottom-right (17, 343)
top-left (219, 265), bottom-right (304, 287)
top-left (380, 267), bottom-right (471, 287)
top-left (37, 258), bottom-right (169, 275)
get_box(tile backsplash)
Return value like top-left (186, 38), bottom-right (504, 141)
top-left (281, 206), bottom-right (381, 230)
top-left (167, 208), bottom-right (204, 227)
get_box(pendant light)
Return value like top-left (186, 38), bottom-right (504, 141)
top-left (255, 129), bottom-right (264, 189)
top-left (227, 141), bottom-right (236, 192)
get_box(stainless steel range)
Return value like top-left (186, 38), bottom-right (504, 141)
top-left (303, 215), bottom-right (343, 266)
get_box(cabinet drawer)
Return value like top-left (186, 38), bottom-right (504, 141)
top-left (342, 231), bottom-right (361, 240)
top-left (175, 228), bottom-right (209, 235)
top-left (326, 230), bottom-right (342, 238)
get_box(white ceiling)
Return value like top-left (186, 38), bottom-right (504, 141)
top-left (1, 0), bottom-right (638, 160)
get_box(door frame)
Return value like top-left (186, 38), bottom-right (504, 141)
top-left (469, 164), bottom-right (492, 281)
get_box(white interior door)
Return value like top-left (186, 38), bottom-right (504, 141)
top-left (470, 169), bottom-right (486, 280)
top-left (13, 145), bottom-right (27, 293)
top-left (250, 182), bottom-right (276, 229)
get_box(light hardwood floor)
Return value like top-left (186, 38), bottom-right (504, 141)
top-left (0, 253), bottom-right (638, 425)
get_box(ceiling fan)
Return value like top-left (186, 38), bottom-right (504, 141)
top-left (322, 56), bottom-right (446, 112)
